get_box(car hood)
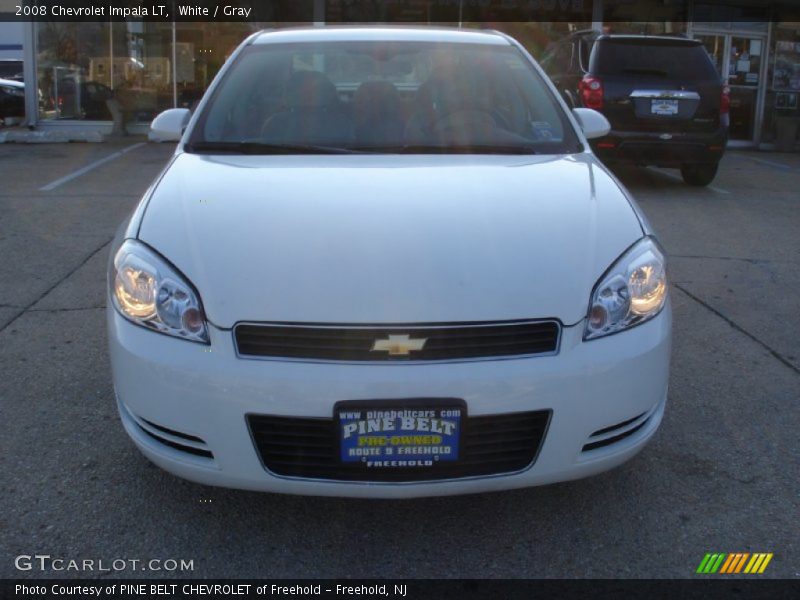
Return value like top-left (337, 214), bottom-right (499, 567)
top-left (138, 153), bottom-right (644, 328)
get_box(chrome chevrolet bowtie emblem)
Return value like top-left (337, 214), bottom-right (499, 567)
top-left (371, 334), bottom-right (427, 356)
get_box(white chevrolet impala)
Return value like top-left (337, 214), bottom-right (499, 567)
top-left (108, 27), bottom-right (671, 497)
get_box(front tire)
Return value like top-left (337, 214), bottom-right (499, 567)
top-left (680, 162), bottom-right (719, 186)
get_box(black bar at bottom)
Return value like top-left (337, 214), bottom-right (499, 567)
top-left (4, 579), bottom-right (799, 600)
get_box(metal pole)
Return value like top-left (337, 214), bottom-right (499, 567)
top-left (75, 68), bottom-right (81, 119)
top-left (54, 67), bottom-right (59, 119)
top-left (686, 0), bottom-right (694, 38)
top-left (172, 20), bottom-right (177, 107)
top-left (313, 0), bottom-right (324, 26)
top-left (109, 21), bottom-right (114, 90)
top-left (755, 21), bottom-right (772, 147)
top-left (22, 21), bottom-right (38, 127)
top-left (592, 0), bottom-right (604, 33)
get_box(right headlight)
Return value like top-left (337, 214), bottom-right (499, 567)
top-left (110, 239), bottom-right (209, 344)
top-left (584, 236), bottom-right (667, 341)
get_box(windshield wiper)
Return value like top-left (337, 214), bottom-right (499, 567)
top-left (185, 141), bottom-right (362, 155)
top-left (186, 141), bottom-right (538, 155)
top-left (360, 144), bottom-right (538, 155)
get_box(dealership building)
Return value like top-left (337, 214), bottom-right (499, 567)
top-left (4, 0), bottom-right (800, 150)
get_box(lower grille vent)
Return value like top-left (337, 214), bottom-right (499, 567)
top-left (582, 412), bottom-right (649, 452)
top-left (134, 416), bottom-right (213, 459)
top-left (248, 410), bottom-right (551, 482)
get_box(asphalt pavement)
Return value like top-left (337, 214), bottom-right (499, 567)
top-left (0, 140), bottom-right (798, 579)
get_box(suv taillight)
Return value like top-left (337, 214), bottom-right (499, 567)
top-left (720, 83), bottom-right (730, 114)
top-left (579, 75), bottom-right (604, 110)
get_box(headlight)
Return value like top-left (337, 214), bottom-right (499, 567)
top-left (110, 240), bottom-right (209, 343)
top-left (584, 236), bottom-right (667, 341)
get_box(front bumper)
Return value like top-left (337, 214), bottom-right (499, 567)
top-left (108, 304), bottom-right (671, 498)
top-left (591, 127), bottom-right (727, 167)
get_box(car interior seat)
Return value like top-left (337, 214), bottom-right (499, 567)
top-left (405, 65), bottom-right (497, 145)
top-left (261, 70), bottom-right (354, 145)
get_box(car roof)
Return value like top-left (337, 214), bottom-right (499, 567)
top-left (596, 34), bottom-right (699, 45)
top-left (251, 26), bottom-right (510, 46)
top-left (0, 77), bottom-right (24, 88)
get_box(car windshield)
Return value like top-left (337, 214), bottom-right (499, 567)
top-left (188, 39), bottom-right (580, 155)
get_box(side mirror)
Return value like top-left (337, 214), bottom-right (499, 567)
top-left (149, 108), bottom-right (190, 142)
top-left (572, 107), bottom-right (610, 140)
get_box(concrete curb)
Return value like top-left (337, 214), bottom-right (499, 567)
top-left (0, 127), bottom-right (105, 143)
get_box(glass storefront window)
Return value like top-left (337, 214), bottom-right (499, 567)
top-left (762, 23), bottom-right (800, 148)
top-left (693, 3), bottom-right (770, 33)
top-left (36, 21), bottom-right (112, 120)
top-left (37, 21), bottom-right (177, 123)
top-left (601, 0), bottom-right (688, 35)
top-left (474, 22), bottom-right (591, 60)
top-left (30, 13), bottom-right (794, 151)
top-left (109, 22), bottom-right (174, 124)
top-left (174, 23), bottom-right (261, 110)
top-left (35, 21), bottom-right (280, 128)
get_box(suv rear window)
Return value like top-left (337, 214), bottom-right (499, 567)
top-left (590, 39), bottom-right (719, 81)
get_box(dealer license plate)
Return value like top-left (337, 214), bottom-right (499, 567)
top-left (336, 401), bottom-right (464, 468)
top-left (651, 99), bottom-right (679, 115)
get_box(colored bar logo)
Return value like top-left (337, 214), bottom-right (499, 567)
top-left (696, 553), bottom-right (773, 574)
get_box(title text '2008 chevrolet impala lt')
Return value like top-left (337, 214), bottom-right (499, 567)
top-left (107, 27), bottom-right (671, 498)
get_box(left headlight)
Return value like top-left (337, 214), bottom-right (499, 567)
top-left (584, 236), bottom-right (667, 341)
top-left (110, 239), bottom-right (209, 344)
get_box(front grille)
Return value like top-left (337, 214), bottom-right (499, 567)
top-left (248, 410), bottom-right (551, 482)
top-left (234, 320), bottom-right (560, 361)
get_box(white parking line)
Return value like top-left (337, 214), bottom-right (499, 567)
top-left (736, 154), bottom-right (795, 172)
top-left (39, 142), bottom-right (146, 191)
top-left (648, 167), bottom-right (731, 194)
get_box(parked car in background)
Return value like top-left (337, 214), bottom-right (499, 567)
top-left (541, 32), bottom-right (729, 186)
top-left (0, 59), bottom-right (24, 81)
top-left (51, 78), bottom-right (114, 120)
top-left (0, 77), bottom-right (25, 123)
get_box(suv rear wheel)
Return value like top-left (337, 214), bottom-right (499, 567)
top-left (680, 162), bottom-right (719, 186)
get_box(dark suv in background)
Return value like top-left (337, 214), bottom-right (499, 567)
top-left (542, 32), bottom-right (729, 186)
